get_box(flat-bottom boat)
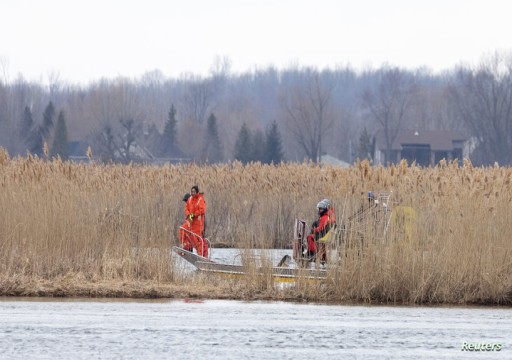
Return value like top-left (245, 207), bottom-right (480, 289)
top-left (172, 246), bottom-right (327, 282)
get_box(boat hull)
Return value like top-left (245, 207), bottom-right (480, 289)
top-left (173, 246), bottom-right (327, 282)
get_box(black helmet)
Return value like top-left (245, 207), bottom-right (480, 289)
top-left (182, 193), bottom-right (191, 202)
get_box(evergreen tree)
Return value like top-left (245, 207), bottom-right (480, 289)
top-left (356, 127), bottom-right (373, 161)
top-left (251, 129), bottom-right (266, 162)
top-left (233, 122), bottom-right (253, 164)
top-left (201, 113), bottom-right (223, 163)
top-left (19, 106), bottom-right (34, 151)
top-left (41, 101), bottom-right (55, 141)
top-left (264, 120), bottom-right (284, 164)
top-left (50, 110), bottom-right (69, 160)
top-left (25, 103), bottom-right (55, 157)
top-left (162, 104), bottom-right (178, 155)
top-left (29, 125), bottom-right (45, 156)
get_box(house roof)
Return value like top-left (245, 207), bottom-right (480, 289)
top-left (373, 130), bottom-right (466, 151)
top-left (320, 154), bottom-right (351, 168)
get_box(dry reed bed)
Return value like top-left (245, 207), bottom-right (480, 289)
top-left (0, 148), bottom-right (511, 305)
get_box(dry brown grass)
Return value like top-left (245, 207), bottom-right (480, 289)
top-left (0, 148), bottom-right (511, 305)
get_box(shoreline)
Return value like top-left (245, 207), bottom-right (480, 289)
top-left (1, 277), bottom-right (510, 307)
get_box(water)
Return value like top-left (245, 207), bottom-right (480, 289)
top-left (0, 298), bottom-right (510, 359)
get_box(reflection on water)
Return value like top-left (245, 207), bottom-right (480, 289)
top-left (0, 298), bottom-right (510, 359)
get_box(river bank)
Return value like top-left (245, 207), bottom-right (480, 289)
top-left (1, 273), bottom-right (510, 306)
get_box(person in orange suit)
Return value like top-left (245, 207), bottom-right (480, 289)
top-left (180, 185), bottom-right (208, 257)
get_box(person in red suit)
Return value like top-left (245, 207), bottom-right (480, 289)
top-left (307, 199), bottom-right (336, 264)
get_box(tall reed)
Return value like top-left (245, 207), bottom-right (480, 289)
top-left (0, 148), bottom-right (510, 304)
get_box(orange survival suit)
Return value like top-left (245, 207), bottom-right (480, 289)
top-left (179, 193), bottom-right (194, 252)
top-left (179, 191), bottom-right (208, 257)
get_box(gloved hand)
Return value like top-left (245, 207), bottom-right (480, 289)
top-left (188, 213), bottom-right (194, 221)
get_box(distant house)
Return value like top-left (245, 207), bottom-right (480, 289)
top-left (320, 153), bottom-right (351, 168)
top-left (68, 140), bottom-right (90, 162)
top-left (372, 130), bottom-right (468, 166)
top-left (67, 140), bottom-right (189, 165)
top-left (113, 141), bottom-right (155, 163)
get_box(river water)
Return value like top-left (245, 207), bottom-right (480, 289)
top-left (0, 297), bottom-right (510, 359)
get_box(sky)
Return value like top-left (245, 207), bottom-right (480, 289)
top-left (0, 0), bottom-right (510, 85)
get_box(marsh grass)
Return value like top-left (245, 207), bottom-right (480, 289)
top-left (0, 148), bottom-right (511, 305)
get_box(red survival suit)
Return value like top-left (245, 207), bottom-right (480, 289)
top-left (307, 207), bottom-right (336, 262)
top-left (179, 192), bottom-right (208, 257)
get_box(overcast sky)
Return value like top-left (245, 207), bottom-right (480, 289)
top-left (0, 0), bottom-right (510, 85)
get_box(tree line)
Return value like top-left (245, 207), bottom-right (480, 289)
top-left (1, 51), bottom-right (512, 166)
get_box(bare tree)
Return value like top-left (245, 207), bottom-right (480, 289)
top-left (117, 118), bottom-right (138, 163)
top-left (180, 78), bottom-right (216, 124)
top-left (361, 67), bottom-right (417, 164)
top-left (47, 70), bottom-right (61, 99)
top-left (85, 78), bottom-right (148, 161)
top-left (94, 119), bottom-right (142, 163)
top-left (0, 82), bottom-right (9, 151)
top-left (0, 56), bottom-right (9, 84)
top-left (280, 69), bottom-right (335, 163)
top-left (95, 125), bottom-right (116, 163)
top-left (413, 83), bottom-right (465, 132)
top-left (448, 52), bottom-right (512, 165)
top-left (209, 55), bottom-right (232, 77)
